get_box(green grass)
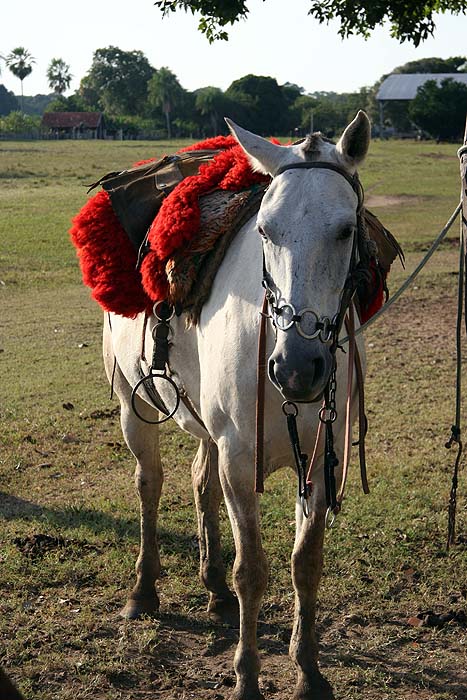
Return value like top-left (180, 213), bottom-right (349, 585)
top-left (1, 137), bottom-right (466, 700)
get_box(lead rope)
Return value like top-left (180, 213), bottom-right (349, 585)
top-left (446, 139), bottom-right (467, 548)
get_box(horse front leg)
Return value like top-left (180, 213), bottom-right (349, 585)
top-left (218, 445), bottom-right (269, 700)
top-left (192, 438), bottom-right (239, 625)
top-left (289, 492), bottom-right (334, 700)
top-left (119, 395), bottom-right (163, 619)
top-left (103, 331), bottom-right (162, 619)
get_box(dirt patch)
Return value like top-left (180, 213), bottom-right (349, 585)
top-left (418, 152), bottom-right (457, 161)
top-left (13, 533), bottom-right (102, 560)
top-left (365, 194), bottom-right (429, 208)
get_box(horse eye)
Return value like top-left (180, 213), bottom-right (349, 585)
top-left (258, 226), bottom-right (267, 239)
top-left (338, 226), bottom-right (354, 241)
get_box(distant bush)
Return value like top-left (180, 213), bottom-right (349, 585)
top-left (0, 110), bottom-right (41, 136)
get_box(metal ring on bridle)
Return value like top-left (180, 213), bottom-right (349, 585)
top-left (295, 308), bottom-right (321, 340)
top-left (131, 372), bottom-right (180, 424)
top-left (273, 302), bottom-right (296, 330)
top-left (153, 300), bottom-right (175, 322)
top-left (282, 400), bottom-right (299, 417)
top-left (319, 405), bottom-right (337, 423)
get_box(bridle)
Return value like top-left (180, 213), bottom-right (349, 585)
top-left (261, 160), bottom-right (370, 352)
top-left (255, 159), bottom-right (372, 522)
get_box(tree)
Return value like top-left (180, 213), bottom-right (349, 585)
top-left (0, 84), bottom-right (19, 115)
top-left (147, 67), bottom-right (185, 138)
top-left (226, 74), bottom-right (290, 135)
top-left (80, 46), bottom-right (155, 115)
top-left (0, 110), bottom-right (40, 135)
top-left (154, 0), bottom-right (467, 46)
top-left (47, 58), bottom-right (72, 94)
top-left (195, 86), bottom-right (226, 135)
top-left (393, 56), bottom-right (466, 73)
top-left (5, 47), bottom-right (35, 112)
top-left (409, 78), bottom-right (467, 140)
top-left (45, 93), bottom-right (86, 113)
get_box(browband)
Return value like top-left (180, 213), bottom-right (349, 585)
top-left (274, 161), bottom-right (361, 204)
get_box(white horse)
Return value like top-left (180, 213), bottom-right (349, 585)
top-left (103, 111), bottom-right (371, 700)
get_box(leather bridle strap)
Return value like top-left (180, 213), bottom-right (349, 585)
top-left (274, 161), bottom-right (363, 210)
top-left (255, 292), bottom-right (269, 493)
top-left (305, 304), bottom-right (369, 511)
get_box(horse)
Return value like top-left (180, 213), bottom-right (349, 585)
top-left (102, 111), bottom-right (371, 700)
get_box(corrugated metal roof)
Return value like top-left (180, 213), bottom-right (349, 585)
top-left (377, 73), bottom-right (467, 100)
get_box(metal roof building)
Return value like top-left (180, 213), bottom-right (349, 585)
top-left (377, 73), bottom-right (467, 101)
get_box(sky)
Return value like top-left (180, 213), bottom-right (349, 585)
top-left (1, 0), bottom-right (467, 98)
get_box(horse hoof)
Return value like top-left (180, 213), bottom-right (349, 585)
top-left (119, 596), bottom-right (160, 620)
top-left (232, 685), bottom-right (264, 700)
top-left (207, 594), bottom-right (240, 627)
top-left (293, 670), bottom-right (334, 700)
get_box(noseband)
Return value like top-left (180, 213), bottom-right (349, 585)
top-left (262, 160), bottom-right (369, 349)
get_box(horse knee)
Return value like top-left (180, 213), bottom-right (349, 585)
top-left (233, 553), bottom-right (268, 600)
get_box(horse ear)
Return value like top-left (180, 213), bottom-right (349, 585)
top-left (225, 117), bottom-right (285, 176)
top-left (336, 110), bottom-right (371, 168)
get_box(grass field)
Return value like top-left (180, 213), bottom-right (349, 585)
top-left (1, 136), bottom-right (466, 700)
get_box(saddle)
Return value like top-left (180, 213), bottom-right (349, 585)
top-left (88, 150), bottom-right (223, 254)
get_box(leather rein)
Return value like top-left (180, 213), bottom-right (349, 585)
top-left (255, 159), bottom-right (371, 524)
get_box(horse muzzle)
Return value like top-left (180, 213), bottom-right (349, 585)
top-left (268, 345), bottom-right (332, 403)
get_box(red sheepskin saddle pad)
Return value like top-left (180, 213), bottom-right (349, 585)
top-left (70, 136), bottom-right (403, 323)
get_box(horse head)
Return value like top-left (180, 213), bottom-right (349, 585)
top-left (227, 111), bottom-right (371, 403)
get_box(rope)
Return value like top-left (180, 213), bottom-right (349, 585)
top-left (446, 228), bottom-right (464, 549)
top-left (446, 137), bottom-right (467, 547)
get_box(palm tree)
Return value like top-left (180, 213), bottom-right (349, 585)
top-left (195, 86), bottom-right (225, 135)
top-left (5, 47), bottom-right (35, 113)
top-left (148, 67), bottom-right (183, 139)
top-left (47, 58), bottom-right (72, 95)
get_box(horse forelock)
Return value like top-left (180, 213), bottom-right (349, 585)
top-left (301, 132), bottom-right (336, 160)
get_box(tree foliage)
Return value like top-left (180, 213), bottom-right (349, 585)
top-left (226, 74), bottom-right (292, 135)
top-left (147, 67), bottom-right (185, 137)
top-left (0, 110), bottom-right (40, 135)
top-left (47, 58), bottom-right (72, 94)
top-left (5, 47), bottom-right (35, 111)
top-left (394, 55), bottom-right (466, 73)
top-left (409, 78), bottom-right (467, 139)
top-left (155, 0), bottom-right (248, 41)
top-left (80, 46), bottom-right (155, 115)
top-left (195, 86), bottom-right (227, 134)
top-left (0, 84), bottom-right (19, 116)
top-left (45, 93), bottom-right (86, 113)
top-left (154, 0), bottom-right (467, 45)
